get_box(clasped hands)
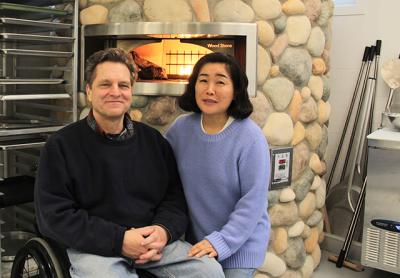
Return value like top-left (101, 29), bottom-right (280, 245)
top-left (122, 225), bottom-right (168, 264)
top-left (122, 225), bottom-right (218, 264)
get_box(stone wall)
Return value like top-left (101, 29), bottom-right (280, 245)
top-left (79, 0), bottom-right (334, 277)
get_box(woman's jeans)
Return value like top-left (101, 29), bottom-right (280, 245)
top-left (224, 268), bottom-right (256, 278)
top-left (67, 240), bottom-right (224, 278)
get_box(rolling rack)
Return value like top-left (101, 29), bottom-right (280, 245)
top-left (0, 0), bottom-right (78, 275)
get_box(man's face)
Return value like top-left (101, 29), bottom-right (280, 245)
top-left (86, 61), bottom-right (133, 122)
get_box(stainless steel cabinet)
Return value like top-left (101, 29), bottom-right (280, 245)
top-left (0, 0), bottom-right (78, 274)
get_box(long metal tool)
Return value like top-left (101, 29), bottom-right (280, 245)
top-left (340, 46), bottom-right (376, 183)
top-left (326, 46), bottom-right (370, 193)
top-left (334, 45), bottom-right (379, 270)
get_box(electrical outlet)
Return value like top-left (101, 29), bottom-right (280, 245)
top-left (270, 147), bottom-right (293, 190)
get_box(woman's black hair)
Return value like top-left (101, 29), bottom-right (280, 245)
top-left (178, 52), bottom-right (253, 119)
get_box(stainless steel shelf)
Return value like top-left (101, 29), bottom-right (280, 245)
top-left (0, 125), bottom-right (62, 136)
top-left (0, 33), bottom-right (74, 43)
top-left (0, 2), bottom-right (69, 17)
top-left (0, 17), bottom-right (72, 29)
top-left (0, 94), bottom-right (70, 101)
top-left (0, 48), bottom-right (73, 57)
top-left (0, 141), bottom-right (45, 151)
top-left (0, 78), bottom-right (63, 85)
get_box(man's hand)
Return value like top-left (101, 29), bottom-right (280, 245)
top-left (121, 228), bottom-right (153, 259)
top-left (188, 239), bottom-right (217, 258)
top-left (134, 225), bottom-right (169, 264)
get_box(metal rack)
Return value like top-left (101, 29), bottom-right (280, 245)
top-left (0, 0), bottom-right (78, 275)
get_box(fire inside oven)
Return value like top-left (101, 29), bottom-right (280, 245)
top-left (119, 38), bottom-right (235, 82)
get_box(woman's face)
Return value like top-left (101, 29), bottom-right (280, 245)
top-left (194, 63), bottom-right (234, 118)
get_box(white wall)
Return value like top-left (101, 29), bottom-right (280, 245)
top-left (326, 0), bottom-right (400, 189)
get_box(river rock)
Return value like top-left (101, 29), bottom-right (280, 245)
top-left (279, 47), bottom-right (312, 86)
top-left (286, 16), bottom-right (311, 46)
top-left (257, 21), bottom-right (275, 47)
top-left (109, 0), bottom-right (142, 23)
top-left (263, 113), bottom-right (293, 146)
top-left (252, 0), bottom-right (282, 20)
top-left (214, 0), bottom-right (254, 22)
top-left (144, 0), bottom-right (193, 22)
top-left (263, 77), bottom-right (294, 111)
top-left (250, 92), bottom-right (273, 128)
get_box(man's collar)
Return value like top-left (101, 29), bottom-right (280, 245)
top-left (86, 110), bottom-right (134, 141)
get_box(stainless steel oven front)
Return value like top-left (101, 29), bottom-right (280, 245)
top-left (81, 22), bottom-right (257, 97)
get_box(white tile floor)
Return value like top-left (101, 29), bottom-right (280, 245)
top-left (314, 251), bottom-right (400, 278)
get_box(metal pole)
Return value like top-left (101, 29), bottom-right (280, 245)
top-left (326, 47), bottom-right (370, 193)
top-left (340, 46), bottom-right (376, 182)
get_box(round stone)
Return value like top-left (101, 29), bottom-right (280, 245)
top-left (288, 90), bottom-right (302, 123)
top-left (143, 96), bottom-right (177, 125)
top-left (321, 75), bottom-right (331, 101)
top-left (257, 21), bottom-right (275, 47)
top-left (263, 113), bottom-right (294, 146)
top-left (301, 255), bottom-right (315, 278)
top-left (280, 270), bottom-right (302, 278)
top-left (129, 109), bottom-right (142, 122)
top-left (213, 0), bottom-right (254, 22)
top-left (259, 252), bottom-right (287, 277)
top-left (282, 0), bottom-right (306, 15)
top-left (292, 121), bottom-right (305, 146)
top-left (312, 58), bottom-right (326, 75)
top-left (257, 45), bottom-right (272, 85)
top-left (307, 27), bottom-right (326, 57)
top-left (109, 0), bottom-right (142, 23)
top-left (318, 100), bottom-right (331, 124)
top-left (317, 1), bottom-right (333, 26)
top-left (190, 0), bottom-right (211, 22)
top-left (311, 244), bottom-right (322, 269)
top-left (309, 153), bottom-right (325, 175)
top-left (286, 16), bottom-right (311, 46)
top-left (280, 187), bottom-right (296, 202)
top-left (131, 95), bottom-right (149, 108)
top-left (315, 179), bottom-right (326, 209)
top-left (299, 192), bottom-right (316, 220)
top-left (308, 75), bottom-right (323, 101)
top-left (283, 237), bottom-right (306, 268)
top-left (304, 227), bottom-right (319, 253)
top-left (269, 65), bottom-right (280, 78)
top-left (305, 122), bottom-right (322, 150)
top-left (288, 221), bottom-right (305, 237)
top-left (317, 125), bottom-right (328, 158)
top-left (263, 77), bottom-right (294, 111)
top-left (250, 92), bottom-right (273, 128)
top-left (304, 0), bottom-right (322, 23)
top-left (272, 227), bottom-right (289, 254)
top-left (292, 167), bottom-right (314, 201)
top-left (299, 97), bottom-right (318, 123)
top-left (144, 0), bottom-right (193, 22)
top-left (301, 87), bottom-right (312, 100)
top-left (268, 201), bottom-right (298, 226)
top-left (252, 0), bottom-right (282, 20)
top-left (279, 48), bottom-right (312, 86)
top-left (274, 14), bottom-right (287, 34)
top-left (292, 143), bottom-right (310, 181)
top-left (80, 5), bottom-right (108, 25)
top-left (270, 34), bottom-right (289, 63)
top-left (306, 210), bottom-right (323, 227)
top-left (310, 175), bottom-right (321, 190)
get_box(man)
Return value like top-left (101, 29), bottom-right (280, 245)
top-left (34, 48), bottom-right (224, 277)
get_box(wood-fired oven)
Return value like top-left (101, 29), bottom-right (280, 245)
top-left (81, 22), bottom-right (257, 97)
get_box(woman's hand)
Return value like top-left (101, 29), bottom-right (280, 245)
top-left (188, 239), bottom-right (218, 258)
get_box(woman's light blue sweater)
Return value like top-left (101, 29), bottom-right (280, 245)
top-left (165, 113), bottom-right (271, 269)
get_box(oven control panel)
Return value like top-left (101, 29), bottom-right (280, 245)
top-left (270, 147), bottom-right (293, 190)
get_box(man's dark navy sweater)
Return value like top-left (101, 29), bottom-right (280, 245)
top-left (34, 119), bottom-right (188, 257)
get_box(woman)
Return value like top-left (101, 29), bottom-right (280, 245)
top-left (165, 52), bottom-right (270, 278)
